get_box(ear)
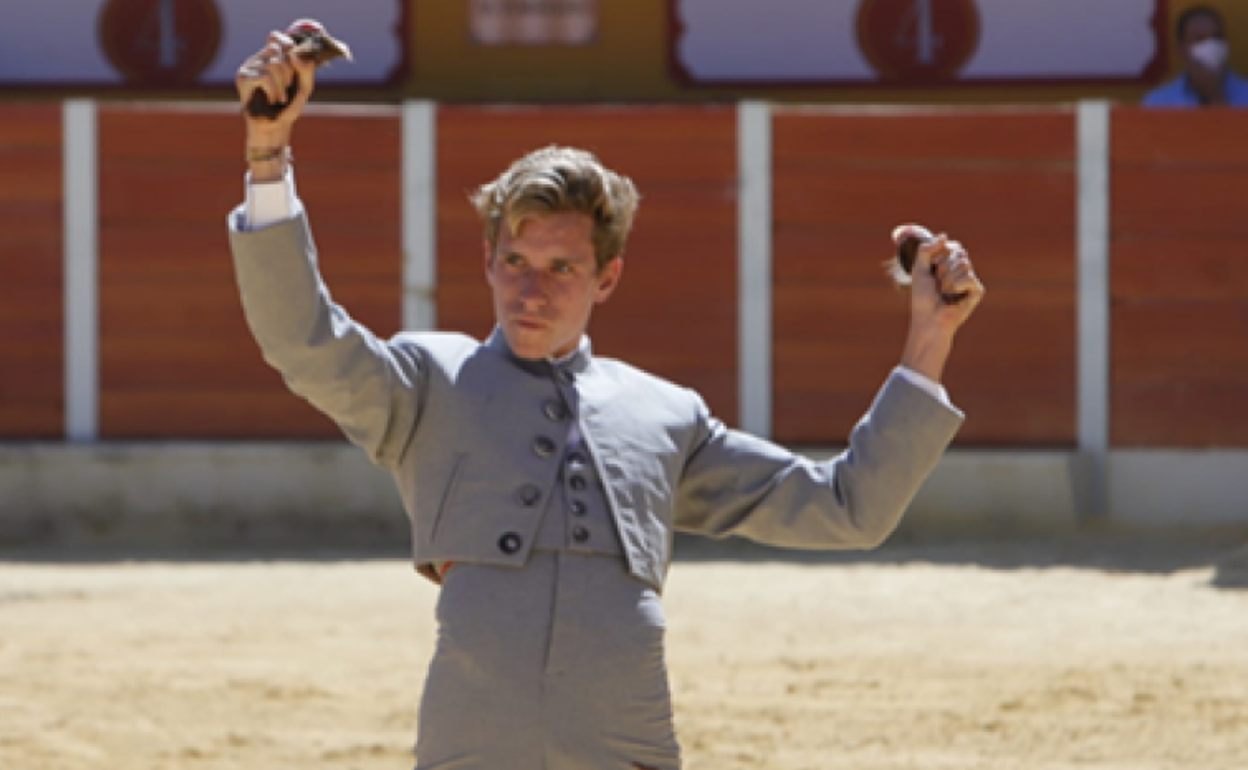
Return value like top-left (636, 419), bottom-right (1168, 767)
top-left (594, 256), bottom-right (624, 304)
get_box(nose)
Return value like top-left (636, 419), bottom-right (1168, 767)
top-left (518, 270), bottom-right (547, 309)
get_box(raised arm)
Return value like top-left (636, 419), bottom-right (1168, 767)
top-left (675, 228), bottom-right (984, 549)
top-left (227, 30), bottom-right (423, 468)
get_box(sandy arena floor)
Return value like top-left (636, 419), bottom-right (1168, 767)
top-left (1, 539), bottom-right (1246, 770)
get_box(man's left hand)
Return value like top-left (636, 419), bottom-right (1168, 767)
top-left (897, 231), bottom-right (985, 383)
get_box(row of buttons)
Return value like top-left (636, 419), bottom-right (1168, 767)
top-left (546, 395), bottom-right (593, 547)
top-left (500, 396), bottom-right (584, 555)
top-left (566, 445), bottom-right (591, 543)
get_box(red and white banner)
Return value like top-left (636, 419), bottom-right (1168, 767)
top-left (0, 0), bottom-right (408, 89)
top-left (671, 0), bottom-right (1168, 86)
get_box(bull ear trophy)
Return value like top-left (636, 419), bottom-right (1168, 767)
top-left (886, 223), bottom-right (969, 305)
top-left (244, 19), bottom-right (353, 120)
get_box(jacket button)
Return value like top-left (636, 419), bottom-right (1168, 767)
top-left (569, 475), bottom-right (587, 492)
top-left (569, 500), bottom-right (587, 517)
top-left (533, 436), bottom-right (557, 458)
top-left (515, 484), bottom-right (541, 507)
top-left (498, 532), bottom-right (523, 554)
top-left (572, 526), bottom-right (590, 544)
top-left (542, 400), bottom-right (567, 421)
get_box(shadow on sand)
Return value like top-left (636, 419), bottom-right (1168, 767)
top-left (673, 529), bottom-right (1248, 589)
top-left (2, 528), bottom-right (1246, 589)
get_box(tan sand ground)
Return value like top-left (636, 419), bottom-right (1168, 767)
top-left (1, 539), bottom-right (1246, 770)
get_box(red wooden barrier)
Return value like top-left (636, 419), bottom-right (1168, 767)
top-left (0, 105), bottom-right (63, 438)
top-left (1111, 108), bottom-right (1248, 447)
top-left (771, 108), bottom-right (1078, 446)
top-left (96, 105), bottom-right (403, 438)
top-left (12, 102), bottom-right (1246, 449)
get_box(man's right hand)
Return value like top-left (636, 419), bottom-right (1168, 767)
top-left (236, 32), bottom-right (317, 180)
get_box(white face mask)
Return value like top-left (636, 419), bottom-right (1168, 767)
top-left (1190, 38), bottom-right (1229, 71)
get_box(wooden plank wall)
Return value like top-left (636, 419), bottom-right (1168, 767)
top-left (10, 103), bottom-right (1248, 448)
top-left (771, 109), bottom-right (1078, 446)
top-left (436, 106), bottom-right (741, 423)
top-left (96, 105), bottom-right (403, 438)
top-left (1111, 108), bottom-right (1248, 448)
top-left (0, 105), bottom-right (63, 438)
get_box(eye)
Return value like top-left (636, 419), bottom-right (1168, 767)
top-left (551, 261), bottom-right (574, 275)
top-left (503, 253), bottom-right (526, 268)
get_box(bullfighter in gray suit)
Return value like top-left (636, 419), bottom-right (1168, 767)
top-left (229, 31), bottom-right (986, 770)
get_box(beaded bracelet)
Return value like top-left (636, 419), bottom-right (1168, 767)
top-left (247, 146), bottom-right (291, 163)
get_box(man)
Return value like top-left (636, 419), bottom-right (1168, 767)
top-left (228, 32), bottom-right (984, 770)
top-left (1144, 4), bottom-right (1248, 107)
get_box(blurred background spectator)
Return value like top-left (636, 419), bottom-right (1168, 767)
top-left (1144, 4), bottom-right (1248, 106)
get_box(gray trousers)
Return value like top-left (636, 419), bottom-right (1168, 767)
top-left (415, 549), bottom-right (680, 770)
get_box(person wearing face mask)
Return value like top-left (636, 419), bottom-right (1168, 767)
top-left (1144, 5), bottom-right (1248, 107)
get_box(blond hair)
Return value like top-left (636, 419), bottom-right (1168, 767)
top-left (471, 146), bottom-right (640, 272)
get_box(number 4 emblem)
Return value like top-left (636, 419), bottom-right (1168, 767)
top-left (857, 0), bottom-right (981, 83)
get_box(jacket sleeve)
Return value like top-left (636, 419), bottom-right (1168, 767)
top-left (673, 371), bottom-right (963, 549)
top-left (227, 207), bottom-right (423, 469)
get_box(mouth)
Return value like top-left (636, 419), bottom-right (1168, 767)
top-left (511, 317), bottom-right (548, 331)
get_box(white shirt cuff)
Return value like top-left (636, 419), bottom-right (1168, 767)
top-left (243, 168), bottom-right (302, 230)
top-left (894, 365), bottom-right (953, 408)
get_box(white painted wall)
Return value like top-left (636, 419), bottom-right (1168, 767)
top-left (2, 446), bottom-right (1244, 548)
top-left (0, 444), bottom-right (406, 549)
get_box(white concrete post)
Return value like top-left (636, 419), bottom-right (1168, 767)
top-left (403, 101), bottom-right (437, 331)
top-left (63, 100), bottom-right (98, 442)
top-left (1076, 101), bottom-right (1112, 518)
top-left (738, 101), bottom-right (773, 437)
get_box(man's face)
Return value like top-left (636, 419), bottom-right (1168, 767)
top-left (1181, 13), bottom-right (1227, 71)
top-left (484, 211), bottom-right (623, 360)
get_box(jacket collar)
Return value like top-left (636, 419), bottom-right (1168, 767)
top-left (485, 326), bottom-right (593, 377)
